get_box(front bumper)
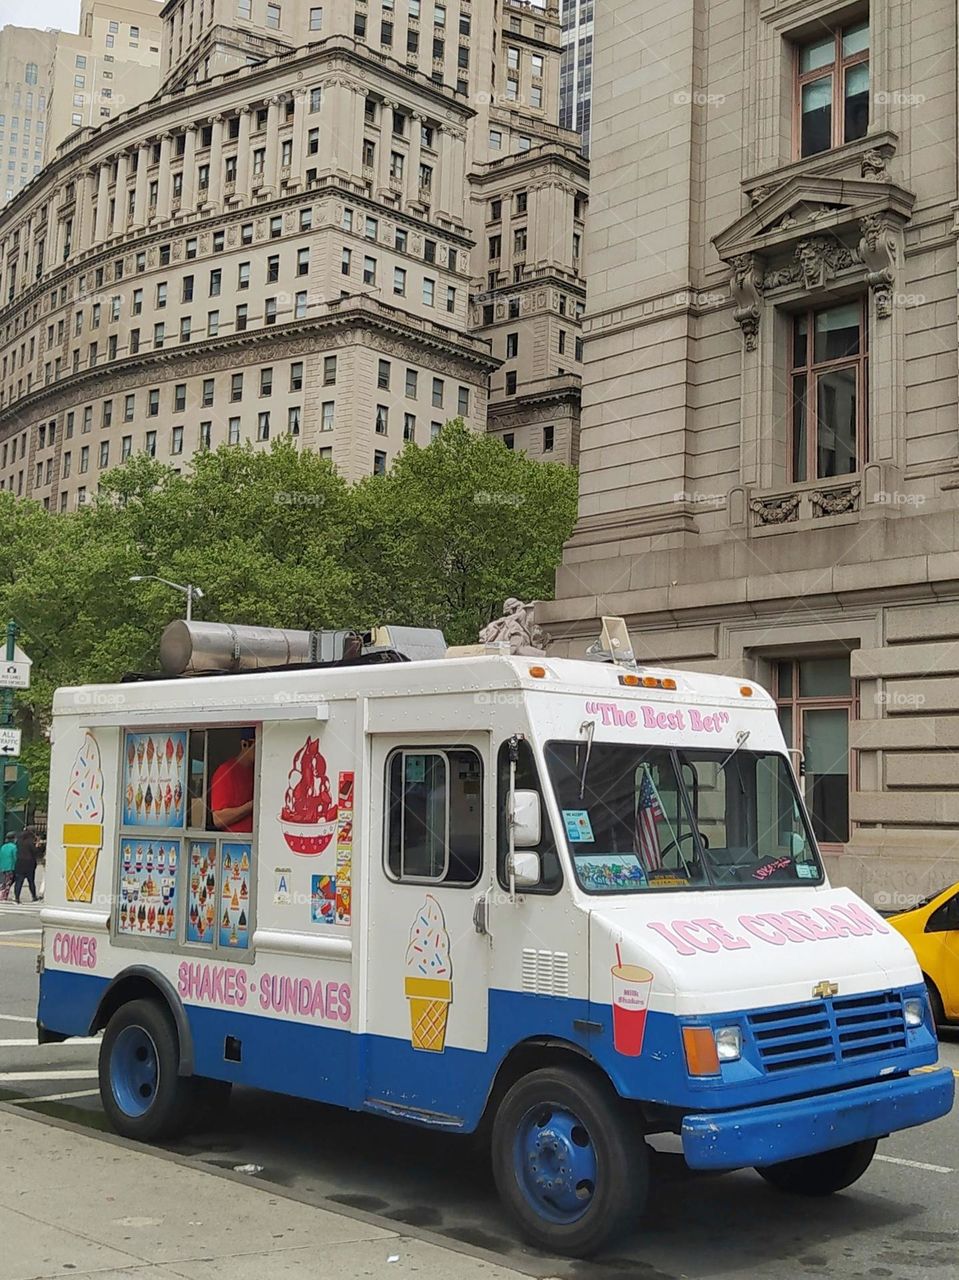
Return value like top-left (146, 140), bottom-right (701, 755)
top-left (682, 1068), bottom-right (955, 1170)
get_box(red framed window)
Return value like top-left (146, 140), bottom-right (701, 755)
top-left (796, 18), bottom-right (869, 157)
top-left (790, 300), bottom-right (868, 482)
top-left (775, 657), bottom-right (854, 849)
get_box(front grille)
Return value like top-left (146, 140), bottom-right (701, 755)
top-left (747, 990), bottom-right (906, 1074)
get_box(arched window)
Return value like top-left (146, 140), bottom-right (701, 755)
top-left (25, 63), bottom-right (38, 85)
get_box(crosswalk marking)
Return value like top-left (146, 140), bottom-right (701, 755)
top-left (0, 1069), bottom-right (98, 1082)
top-left (13, 1088), bottom-right (101, 1105)
top-left (0, 1014), bottom-right (36, 1024)
top-left (876, 1154), bottom-right (954, 1174)
top-left (0, 1037), bottom-right (99, 1048)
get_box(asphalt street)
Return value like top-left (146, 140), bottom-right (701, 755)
top-left (1, 902), bottom-right (957, 1280)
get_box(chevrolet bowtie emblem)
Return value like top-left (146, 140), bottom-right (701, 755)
top-left (813, 980), bottom-right (840, 999)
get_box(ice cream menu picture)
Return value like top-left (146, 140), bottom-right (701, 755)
top-left (118, 837), bottom-right (179, 937)
top-left (63, 732), bottom-right (105, 903)
top-left (122, 731), bottom-right (187, 830)
top-left (219, 842), bottom-right (251, 949)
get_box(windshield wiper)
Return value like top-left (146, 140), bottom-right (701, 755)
top-left (719, 729), bottom-right (750, 773)
top-left (578, 719), bottom-right (596, 800)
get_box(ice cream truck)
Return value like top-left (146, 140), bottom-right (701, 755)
top-left (38, 618), bottom-right (954, 1256)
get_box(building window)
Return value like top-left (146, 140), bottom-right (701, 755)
top-left (145, 431), bottom-right (156, 457)
top-left (403, 413), bottom-right (415, 442)
top-left (265, 297), bottom-right (278, 325)
top-left (377, 359), bottom-right (391, 390)
top-left (229, 417), bottom-right (241, 445)
top-left (457, 386), bottom-right (469, 416)
top-left (506, 332), bottom-right (518, 359)
top-left (363, 255), bottom-right (377, 285)
top-left (796, 19), bottom-right (869, 158)
top-left (200, 421), bottom-right (212, 450)
top-left (543, 425), bottom-right (554, 453)
top-left (790, 300), bottom-right (867, 482)
top-left (266, 3), bottom-right (281, 29)
top-left (310, 7), bottom-right (323, 31)
top-left (393, 266), bottom-right (407, 296)
top-left (490, 129), bottom-right (502, 150)
top-left (341, 248), bottom-right (352, 276)
top-left (124, 393), bottom-right (135, 422)
top-left (260, 367), bottom-right (273, 396)
top-left (202, 378), bottom-right (215, 407)
top-left (375, 404), bottom-right (389, 434)
top-left (292, 360), bottom-right (306, 390)
top-left (405, 368), bottom-right (418, 398)
top-left (171, 425), bottom-right (184, 455)
top-left (506, 370), bottom-right (517, 395)
top-left (288, 406), bottom-right (301, 435)
top-left (297, 247), bottom-right (309, 276)
top-left (322, 401), bottom-right (335, 430)
top-left (422, 277), bottom-right (435, 307)
top-left (121, 435), bottom-right (132, 460)
top-left (231, 373), bottom-right (244, 401)
top-left (432, 377), bottom-right (444, 408)
top-left (294, 291), bottom-right (308, 318)
top-left (257, 411), bottom-right (271, 440)
top-left (373, 450), bottom-right (387, 475)
top-left (775, 656), bottom-right (852, 846)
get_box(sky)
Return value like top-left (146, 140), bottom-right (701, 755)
top-left (3, 1), bottom-right (80, 33)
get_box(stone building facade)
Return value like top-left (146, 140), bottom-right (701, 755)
top-left (0, 26), bottom-right (59, 208)
top-left (0, 0), bottom-right (587, 506)
top-left (45, 1), bottom-right (163, 161)
top-left (542, 0), bottom-right (959, 901)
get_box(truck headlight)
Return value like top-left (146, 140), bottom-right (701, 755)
top-left (714, 1026), bottom-right (742, 1062)
top-left (903, 997), bottom-right (924, 1028)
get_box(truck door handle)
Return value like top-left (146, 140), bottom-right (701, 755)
top-left (473, 888), bottom-right (491, 938)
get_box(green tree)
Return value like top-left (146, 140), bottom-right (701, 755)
top-left (350, 421), bottom-right (578, 643)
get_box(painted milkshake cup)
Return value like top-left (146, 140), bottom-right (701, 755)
top-left (610, 964), bottom-right (654, 1056)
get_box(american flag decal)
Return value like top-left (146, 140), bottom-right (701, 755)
top-left (635, 768), bottom-right (664, 871)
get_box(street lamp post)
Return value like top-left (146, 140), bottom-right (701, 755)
top-left (129, 576), bottom-right (204, 621)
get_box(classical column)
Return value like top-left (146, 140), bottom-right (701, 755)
top-left (235, 106), bottom-right (252, 200)
top-left (377, 101), bottom-right (395, 195)
top-left (94, 162), bottom-right (110, 243)
top-left (111, 150), bottom-right (130, 236)
top-left (156, 133), bottom-right (173, 219)
top-left (433, 127), bottom-right (453, 218)
top-left (75, 169), bottom-right (96, 252)
top-left (408, 113), bottom-right (423, 207)
top-left (447, 126), bottom-right (466, 224)
top-left (132, 142), bottom-right (150, 228)
top-left (263, 95), bottom-right (281, 193)
top-left (291, 88), bottom-right (307, 177)
top-left (181, 124), bottom-right (198, 212)
top-left (207, 114), bottom-right (224, 208)
top-left (322, 79), bottom-right (346, 171)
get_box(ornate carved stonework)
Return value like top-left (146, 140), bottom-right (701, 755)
top-left (796, 236), bottom-right (856, 289)
top-left (860, 149), bottom-right (887, 181)
top-left (750, 495), bottom-right (800, 526)
top-left (479, 599), bottom-right (548, 655)
top-left (729, 253), bottom-right (763, 351)
top-left (810, 484), bottom-right (861, 516)
top-left (858, 214), bottom-right (897, 318)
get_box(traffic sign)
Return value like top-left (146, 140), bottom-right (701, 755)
top-left (0, 661), bottom-right (30, 690)
top-left (0, 728), bottom-right (22, 756)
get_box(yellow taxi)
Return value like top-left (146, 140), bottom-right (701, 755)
top-left (890, 883), bottom-right (959, 1027)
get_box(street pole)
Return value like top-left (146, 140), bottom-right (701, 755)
top-left (186, 587), bottom-right (193, 622)
top-left (0, 619), bottom-right (18, 840)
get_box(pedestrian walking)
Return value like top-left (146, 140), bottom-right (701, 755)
top-left (13, 826), bottom-right (40, 904)
top-left (0, 832), bottom-right (15, 900)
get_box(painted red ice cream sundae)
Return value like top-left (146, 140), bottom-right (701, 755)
top-left (280, 737), bottom-right (338, 855)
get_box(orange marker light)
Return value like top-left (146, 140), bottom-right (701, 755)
top-left (619, 673), bottom-right (641, 687)
top-left (740, 685), bottom-right (754, 697)
top-left (662, 678), bottom-right (677, 690)
top-left (682, 1026), bottom-right (721, 1076)
top-left (528, 665), bottom-right (546, 678)
top-left (642, 676), bottom-right (660, 688)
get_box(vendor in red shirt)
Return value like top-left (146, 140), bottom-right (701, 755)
top-left (209, 729), bottom-right (256, 833)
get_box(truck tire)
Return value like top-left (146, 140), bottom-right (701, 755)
top-left (491, 1062), bottom-right (649, 1257)
top-left (99, 998), bottom-right (200, 1141)
top-left (756, 1138), bottom-right (878, 1196)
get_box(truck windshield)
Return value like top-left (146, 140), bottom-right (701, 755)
top-left (545, 741), bottom-right (823, 892)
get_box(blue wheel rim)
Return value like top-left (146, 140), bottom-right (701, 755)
top-left (513, 1103), bottom-right (598, 1224)
top-left (110, 1025), bottom-right (160, 1117)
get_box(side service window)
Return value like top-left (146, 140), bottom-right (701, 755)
top-left (115, 726), bottom-right (256, 955)
top-left (496, 738), bottom-right (562, 893)
top-left (386, 748), bottom-right (483, 886)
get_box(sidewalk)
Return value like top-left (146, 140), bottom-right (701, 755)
top-left (0, 1109), bottom-right (533, 1280)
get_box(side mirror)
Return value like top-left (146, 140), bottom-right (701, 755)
top-left (508, 850), bottom-right (541, 889)
top-left (512, 789), bottom-right (541, 847)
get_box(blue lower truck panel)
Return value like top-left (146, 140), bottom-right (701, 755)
top-left (39, 967), bottom-right (954, 1163)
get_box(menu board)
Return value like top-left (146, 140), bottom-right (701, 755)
top-left (219, 842), bottom-right (251, 949)
top-left (123, 731), bottom-right (187, 829)
top-left (186, 839), bottom-right (218, 944)
top-left (118, 837), bottom-right (179, 937)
